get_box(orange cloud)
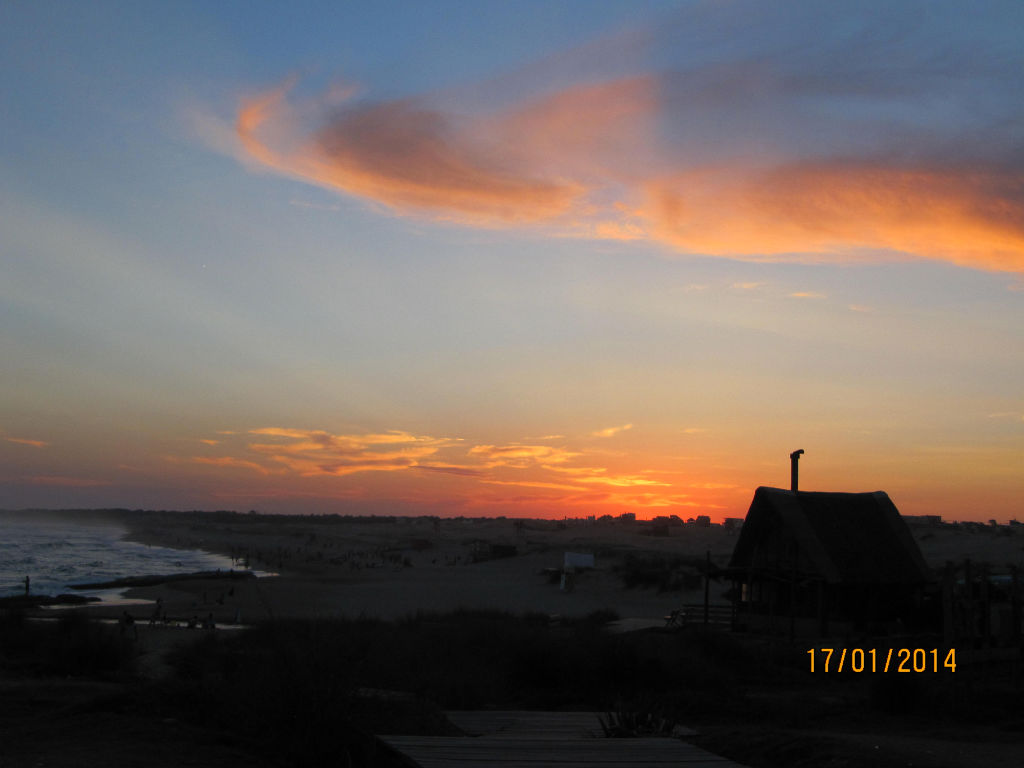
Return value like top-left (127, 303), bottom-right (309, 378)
top-left (237, 82), bottom-right (589, 225)
top-left (24, 476), bottom-right (110, 487)
top-left (413, 463), bottom-right (484, 477)
top-left (575, 473), bottom-right (668, 488)
top-left (481, 479), bottom-right (587, 492)
top-left (245, 428), bottom-right (458, 477)
top-left (645, 164), bottom-right (1024, 271)
top-left (190, 456), bottom-right (275, 475)
top-left (230, 56), bottom-right (1024, 273)
top-left (545, 464), bottom-right (668, 488)
top-left (171, 426), bottom-right (746, 519)
top-left (492, 75), bottom-right (657, 178)
top-left (591, 423), bottom-right (633, 438)
top-left (468, 443), bottom-right (578, 468)
top-left (184, 427), bottom-right (463, 480)
top-left (5, 437), bottom-right (48, 448)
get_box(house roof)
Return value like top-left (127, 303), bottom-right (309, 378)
top-left (729, 486), bottom-right (933, 585)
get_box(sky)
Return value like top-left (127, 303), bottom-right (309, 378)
top-left (1, 0), bottom-right (1022, 522)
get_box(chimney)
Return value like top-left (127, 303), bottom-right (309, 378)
top-left (790, 449), bottom-right (804, 492)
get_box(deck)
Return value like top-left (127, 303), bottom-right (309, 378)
top-left (380, 710), bottom-right (750, 767)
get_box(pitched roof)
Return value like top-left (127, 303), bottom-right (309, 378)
top-left (729, 486), bottom-right (933, 585)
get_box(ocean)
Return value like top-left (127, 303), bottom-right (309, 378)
top-left (0, 514), bottom-right (237, 600)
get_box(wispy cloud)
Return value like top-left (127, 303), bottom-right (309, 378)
top-left (178, 427), bottom-right (462, 478)
top-left (987, 412), bottom-right (1024, 422)
top-left (246, 428), bottom-right (459, 477)
top-left (481, 478), bottom-right (585, 492)
top-left (189, 456), bottom-right (276, 475)
top-left (412, 462), bottom-right (484, 477)
top-left (790, 291), bottom-right (826, 299)
top-left (591, 423), bottom-right (633, 438)
top-left (22, 476), bottom-right (110, 487)
top-left (228, 2), bottom-right (1024, 272)
top-left (468, 443), bottom-right (578, 468)
top-left (236, 79), bottom-right (592, 226)
top-left (546, 464), bottom-right (668, 487)
top-left (5, 437), bottom-right (48, 448)
top-left (172, 427), bottom-right (700, 513)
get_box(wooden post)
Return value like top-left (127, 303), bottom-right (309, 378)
top-left (980, 562), bottom-right (990, 648)
top-left (1011, 566), bottom-right (1020, 643)
top-left (789, 540), bottom-right (798, 643)
top-left (817, 578), bottom-right (826, 637)
top-left (965, 558), bottom-right (975, 646)
top-left (942, 561), bottom-right (954, 647)
top-left (703, 550), bottom-right (710, 627)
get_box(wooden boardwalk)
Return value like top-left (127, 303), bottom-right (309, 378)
top-left (380, 711), bottom-right (749, 768)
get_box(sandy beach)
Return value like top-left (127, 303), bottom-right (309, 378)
top-left (67, 513), bottom-right (738, 627)
top-left (63, 510), bottom-right (1024, 630)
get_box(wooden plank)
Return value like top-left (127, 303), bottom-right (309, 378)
top-left (380, 711), bottom-right (745, 768)
top-left (445, 710), bottom-right (697, 738)
top-left (404, 761), bottom-right (728, 768)
top-left (379, 736), bottom-right (743, 766)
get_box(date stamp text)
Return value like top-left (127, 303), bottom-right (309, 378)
top-left (807, 648), bottom-right (956, 673)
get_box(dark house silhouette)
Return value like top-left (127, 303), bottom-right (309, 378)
top-left (728, 486), bottom-right (934, 635)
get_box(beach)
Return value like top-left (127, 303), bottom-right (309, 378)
top-left (54, 509), bottom-right (1024, 630)
top-left (69, 512), bottom-right (741, 626)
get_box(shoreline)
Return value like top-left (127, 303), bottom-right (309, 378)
top-left (10, 508), bottom-right (1022, 626)
top-left (56, 510), bottom-right (740, 625)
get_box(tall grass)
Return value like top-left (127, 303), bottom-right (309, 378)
top-left (0, 611), bottom-right (136, 679)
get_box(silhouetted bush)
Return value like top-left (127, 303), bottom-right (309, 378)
top-left (869, 673), bottom-right (921, 713)
top-left (615, 555), bottom-right (705, 592)
top-left (0, 613), bottom-right (135, 679)
top-left (166, 621), bottom-right (368, 766)
top-left (165, 609), bottom-right (772, 726)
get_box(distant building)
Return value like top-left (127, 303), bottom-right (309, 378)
top-left (902, 514), bottom-right (943, 528)
top-left (727, 486), bottom-right (934, 635)
top-left (722, 517), bottom-right (745, 532)
top-left (694, 515), bottom-right (711, 527)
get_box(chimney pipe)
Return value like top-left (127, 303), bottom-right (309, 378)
top-left (790, 449), bottom-right (804, 492)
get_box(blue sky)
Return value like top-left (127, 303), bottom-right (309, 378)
top-left (2, 1), bottom-right (1022, 520)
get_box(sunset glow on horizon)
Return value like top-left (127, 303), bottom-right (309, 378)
top-left (2, 1), bottom-right (1022, 522)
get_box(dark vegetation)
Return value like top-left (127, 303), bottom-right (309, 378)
top-left (2, 608), bottom-right (1022, 767)
top-left (615, 554), bottom-right (707, 591)
top-left (0, 610), bottom-right (135, 679)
